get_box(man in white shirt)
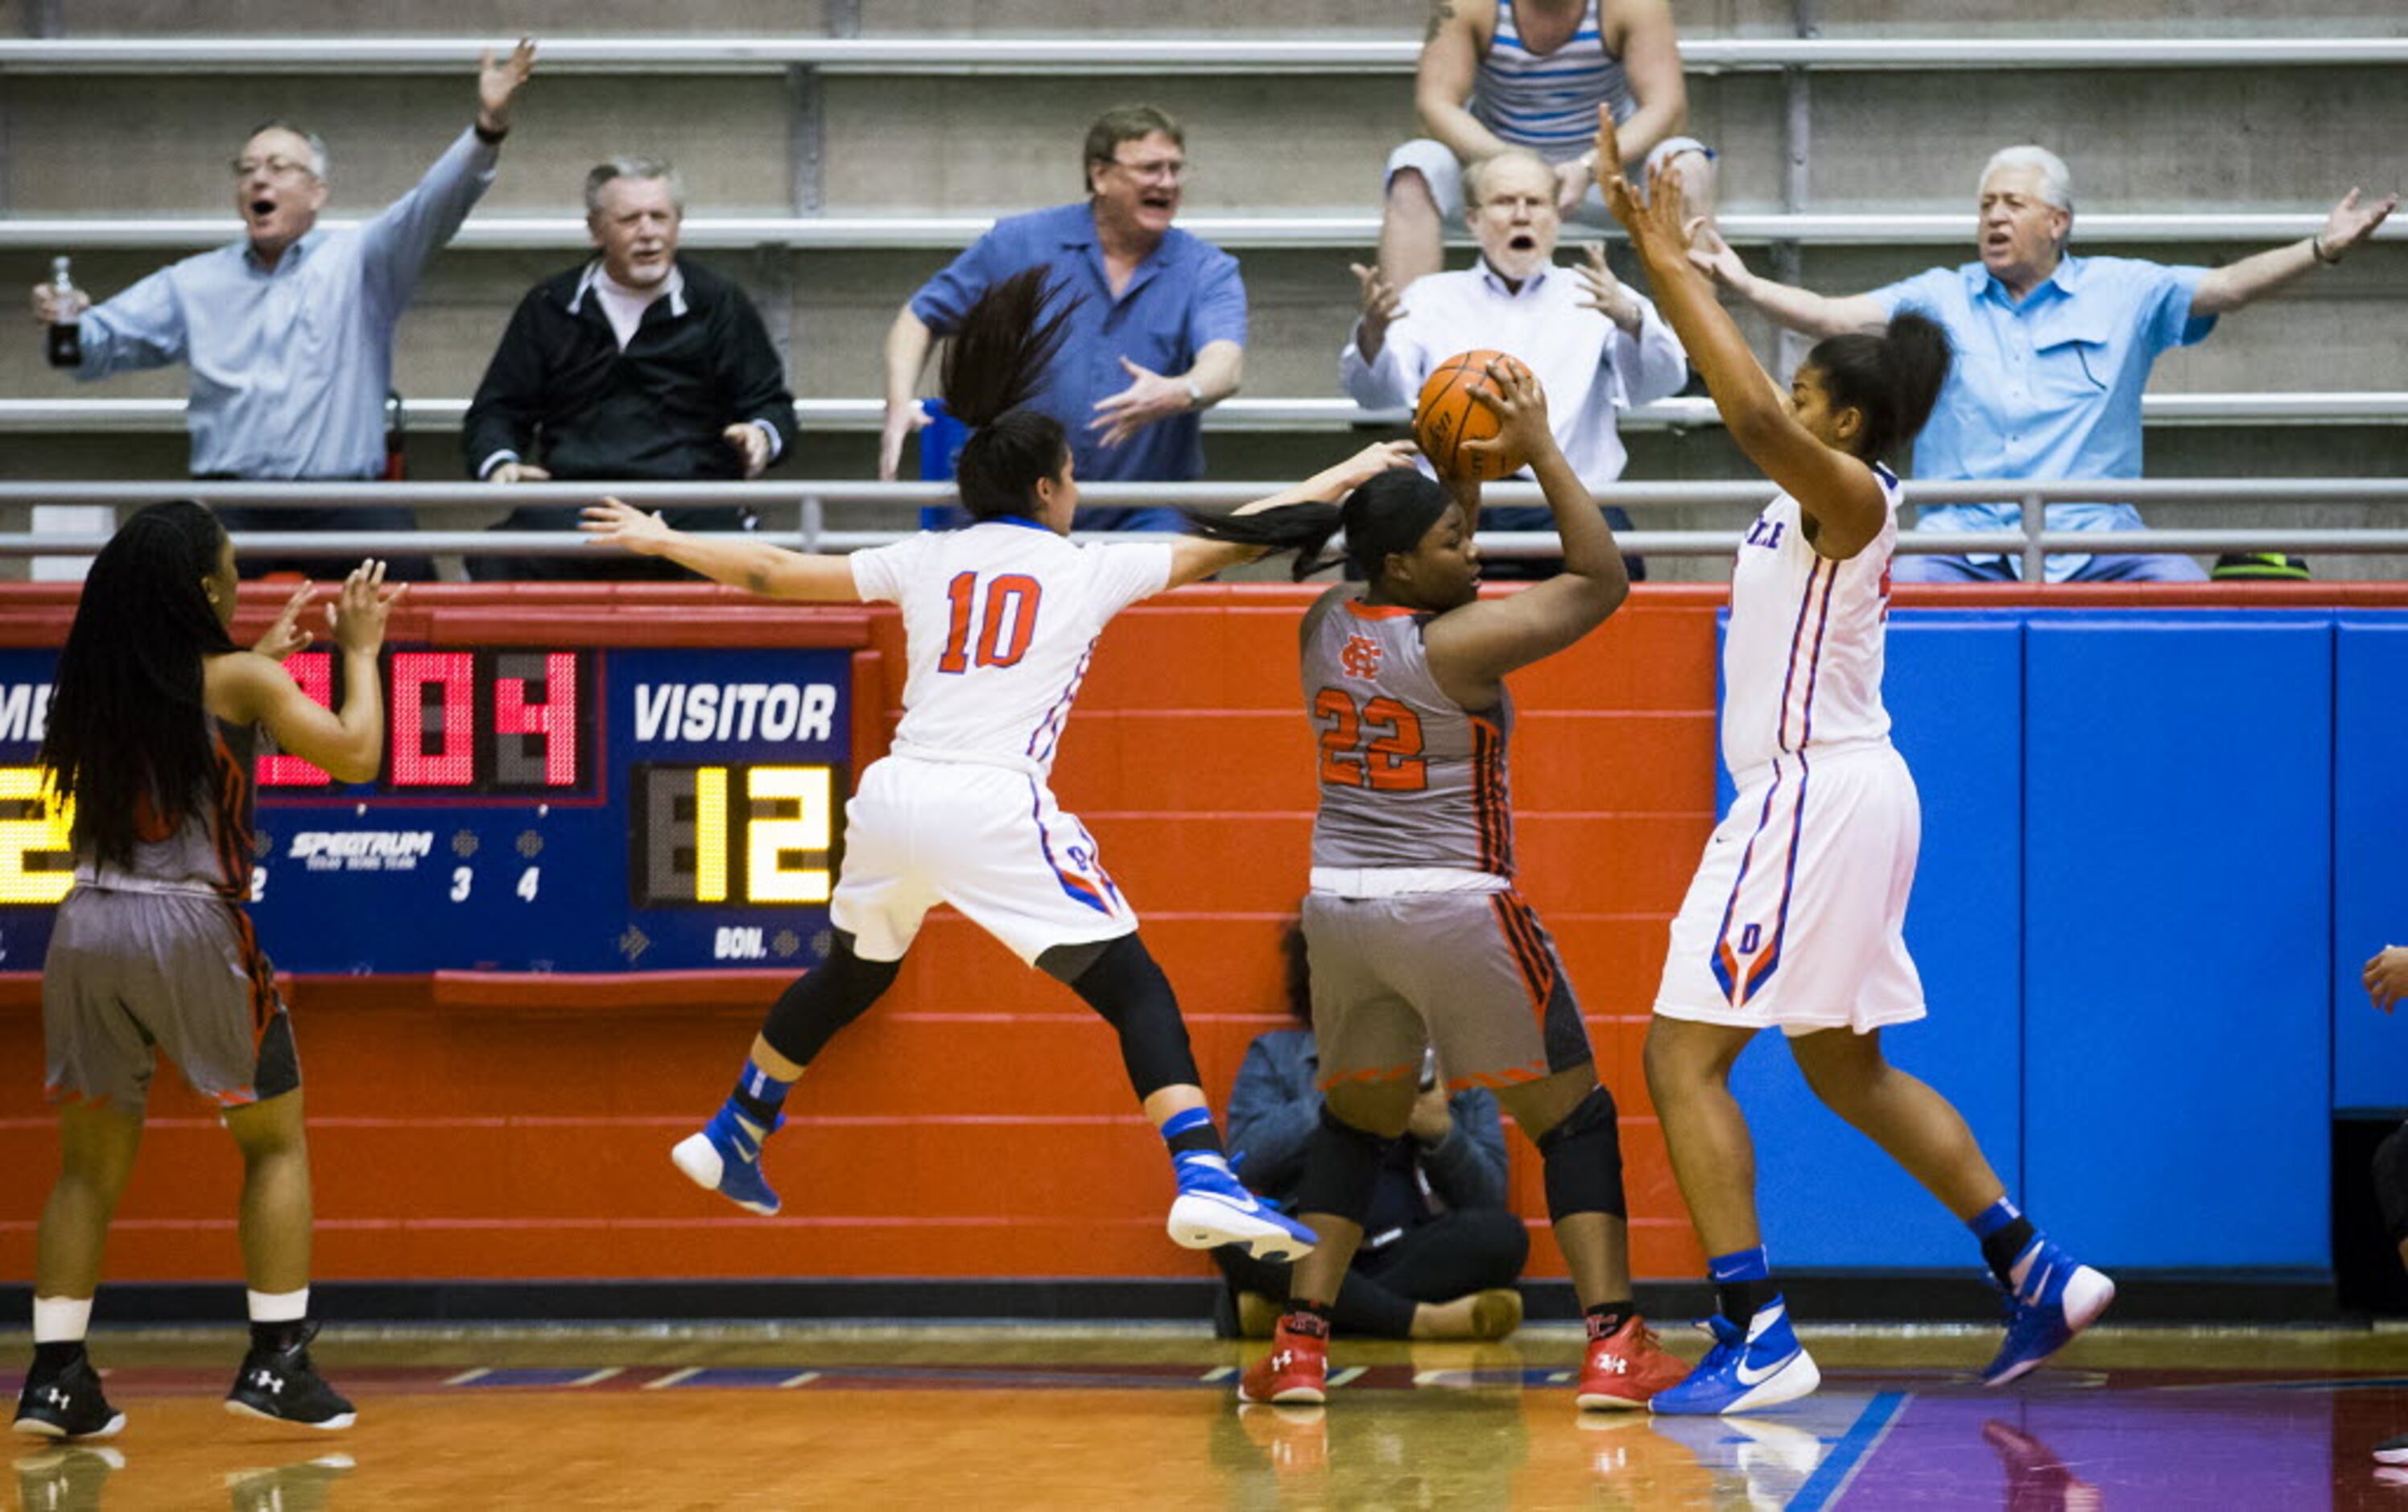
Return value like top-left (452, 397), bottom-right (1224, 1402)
top-left (1343, 148), bottom-right (1687, 577)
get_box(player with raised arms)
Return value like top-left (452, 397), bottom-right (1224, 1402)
top-left (582, 267), bottom-right (1415, 1262)
top-left (1184, 356), bottom-right (1690, 1410)
top-left (15, 504), bottom-right (399, 1440)
top-left (1599, 109), bottom-right (2113, 1415)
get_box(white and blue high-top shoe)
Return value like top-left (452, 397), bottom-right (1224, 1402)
top-left (671, 1105), bottom-right (783, 1217)
top-left (1649, 1300), bottom-right (1820, 1416)
top-left (1167, 1152), bottom-right (1317, 1262)
top-left (1981, 1239), bottom-right (2114, 1386)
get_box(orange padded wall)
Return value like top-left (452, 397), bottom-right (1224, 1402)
top-left (0, 582), bottom-right (1724, 1286)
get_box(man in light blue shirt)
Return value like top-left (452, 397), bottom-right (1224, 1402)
top-left (30, 42), bottom-right (537, 580)
top-left (1691, 145), bottom-right (2397, 582)
top-left (878, 105), bottom-right (1247, 532)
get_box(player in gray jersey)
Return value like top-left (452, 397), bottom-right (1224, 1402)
top-left (1192, 358), bottom-right (1689, 1411)
top-left (15, 502), bottom-right (398, 1442)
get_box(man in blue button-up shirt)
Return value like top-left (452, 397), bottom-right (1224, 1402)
top-left (30, 41), bottom-right (538, 580)
top-left (1690, 146), bottom-right (2396, 582)
top-left (878, 104), bottom-right (1248, 532)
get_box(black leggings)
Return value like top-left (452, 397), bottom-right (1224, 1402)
top-left (1212, 1208), bottom-right (1530, 1338)
top-left (761, 930), bottom-right (1199, 1101)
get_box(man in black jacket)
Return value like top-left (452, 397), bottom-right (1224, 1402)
top-left (464, 157), bottom-right (798, 580)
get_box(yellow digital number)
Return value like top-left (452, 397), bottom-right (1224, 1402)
top-left (0, 766), bottom-right (74, 905)
top-left (746, 766), bottom-right (832, 904)
top-left (695, 766), bottom-right (729, 903)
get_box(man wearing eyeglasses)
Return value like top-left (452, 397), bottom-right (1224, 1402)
top-left (880, 103), bottom-right (1245, 531)
top-left (27, 41), bottom-right (537, 579)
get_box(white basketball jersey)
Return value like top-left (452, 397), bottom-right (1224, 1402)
top-left (849, 519), bottom-right (1173, 777)
top-left (1720, 465), bottom-right (1901, 779)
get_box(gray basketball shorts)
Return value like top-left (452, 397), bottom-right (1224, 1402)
top-left (1301, 888), bottom-right (1593, 1093)
top-left (42, 887), bottom-right (299, 1113)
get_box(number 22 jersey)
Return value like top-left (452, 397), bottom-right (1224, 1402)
top-left (1299, 587), bottom-right (1515, 877)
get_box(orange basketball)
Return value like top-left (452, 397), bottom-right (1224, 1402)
top-left (1414, 349), bottom-right (1537, 481)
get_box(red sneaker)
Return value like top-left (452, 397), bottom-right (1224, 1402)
top-left (1238, 1315), bottom-right (1330, 1405)
top-left (1576, 1314), bottom-right (1689, 1410)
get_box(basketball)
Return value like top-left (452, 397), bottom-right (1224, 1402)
top-left (1414, 349), bottom-right (1538, 481)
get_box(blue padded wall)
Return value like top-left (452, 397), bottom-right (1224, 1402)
top-left (2022, 613), bottom-right (2332, 1269)
top-left (2334, 617), bottom-right (2408, 1113)
top-left (1734, 613), bottom-right (2026, 1266)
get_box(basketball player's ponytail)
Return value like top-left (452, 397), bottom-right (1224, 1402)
top-left (1183, 500), bottom-right (1344, 581)
top-left (941, 268), bottom-right (1081, 521)
top-left (1186, 470), bottom-right (1451, 585)
top-left (1805, 310), bottom-right (1955, 461)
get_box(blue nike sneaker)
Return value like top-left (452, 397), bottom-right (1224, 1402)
top-left (1167, 1152), bottom-right (1317, 1262)
top-left (1649, 1300), bottom-right (1820, 1416)
top-left (1981, 1240), bottom-right (2114, 1386)
top-left (670, 1105), bottom-right (783, 1217)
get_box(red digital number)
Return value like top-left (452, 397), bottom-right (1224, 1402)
top-left (258, 651), bottom-right (333, 786)
top-left (937, 572), bottom-right (1043, 674)
top-left (390, 652), bottom-right (475, 787)
top-left (494, 652), bottom-right (580, 786)
top-left (1313, 688), bottom-right (1427, 791)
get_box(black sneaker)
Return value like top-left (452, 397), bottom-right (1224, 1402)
top-left (224, 1324), bottom-right (356, 1430)
top-left (12, 1355), bottom-right (126, 1440)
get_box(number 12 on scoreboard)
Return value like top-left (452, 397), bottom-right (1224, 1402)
top-left (634, 763), bottom-right (840, 907)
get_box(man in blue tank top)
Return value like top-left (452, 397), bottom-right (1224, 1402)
top-left (1380, 0), bottom-right (1715, 288)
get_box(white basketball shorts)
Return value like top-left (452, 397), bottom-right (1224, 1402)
top-left (1654, 741), bottom-right (1926, 1037)
top-left (830, 754), bottom-right (1138, 965)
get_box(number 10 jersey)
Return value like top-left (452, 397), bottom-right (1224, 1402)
top-left (1299, 587), bottom-right (1514, 878)
top-left (849, 518), bottom-right (1174, 779)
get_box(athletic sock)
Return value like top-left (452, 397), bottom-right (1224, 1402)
top-left (1969, 1198), bottom-right (2040, 1289)
top-left (1159, 1105), bottom-right (1226, 1159)
top-left (728, 1061), bottom-right (795, 1134)
top-left (30, 1296), bottom-right (90, 1375)
top-left (1280, 1299), bottom-right (1332, 1337)
top-left (246, 1288), bottom-right (310, 1353)
top-left (1584, 1300), bottom-right (1637, 1341)
top-left (1708, 1244), bottom-right (1779, 1328)
top-left (31, 1295), bottom-right (91, 1346)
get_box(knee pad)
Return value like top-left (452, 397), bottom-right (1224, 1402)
top-left (2376, 1123), bottom-right (2408, 1243)
top-left (1290, 1105), bottom-right (1390, 1226)
top-left (1536, 1085), bottom-right (1626, 1221)
top-left (1059, 934), bottom-right (1201, 1099)
top-left (758, 931), bottom-right (901, 1066)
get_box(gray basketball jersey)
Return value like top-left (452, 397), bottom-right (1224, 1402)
top-left (76, 719), bottom-right (258, 897)
top-left (1299, 587), bottom-right (1514, 876)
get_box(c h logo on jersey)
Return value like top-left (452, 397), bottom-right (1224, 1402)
top-left (1339, 634), bottom-right (1383, 680)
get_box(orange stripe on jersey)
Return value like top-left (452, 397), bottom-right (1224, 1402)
top-left (1342, 601), bottom-right (1422, 622)
top-left (1469, 714), bottom-right (1512, 878)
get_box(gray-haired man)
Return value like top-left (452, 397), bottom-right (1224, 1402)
top-left (463, 156), bottom-right (797, 580)
top-left (1692, 145), bottom-right (2396, 582)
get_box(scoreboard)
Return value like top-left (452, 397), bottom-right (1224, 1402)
top-left (0, 601), bottom-right (874, 976)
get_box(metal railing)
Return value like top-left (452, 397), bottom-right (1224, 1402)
top-left (0, 478), bottom-right (2401, 585)
top-left (1, 36), bottom-right (2402, 74)
top-left (6, 393), bottom-right (2405, 436)
top-left (6, 210), bottom-right (2401, 253)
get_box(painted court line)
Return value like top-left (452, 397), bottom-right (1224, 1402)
top-left (779, 1371), bottom-right (822, 1389)
top-left (1786, 1390), bottom-right (1910, 1512)
top-left (644, 1368), bottom-right (702, 1390)
top-left (442, 1368), bottom-right (489, 1386)
top-left (1327, 1367), bottom-right (1368, 1388)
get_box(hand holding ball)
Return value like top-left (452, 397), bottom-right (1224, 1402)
top-left (1415, 350), bottom-right (1543, 481)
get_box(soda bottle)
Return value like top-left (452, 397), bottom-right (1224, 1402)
top-left (44, 256), bottom-right (82, 369)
